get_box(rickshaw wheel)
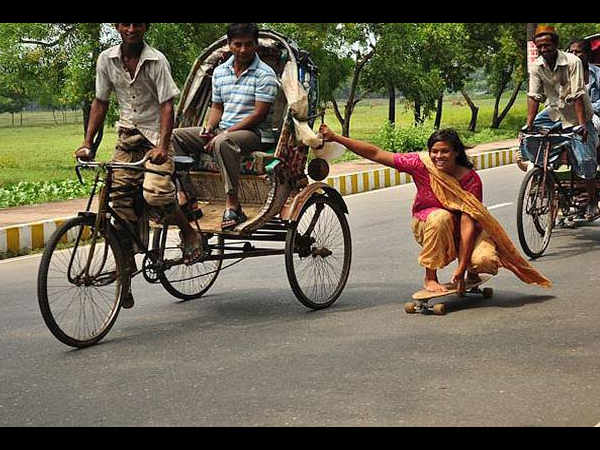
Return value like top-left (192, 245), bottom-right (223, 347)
top-left (285, 193), bottom-right (352, 310)
top-left (152, 228), bottom-right (224, 301)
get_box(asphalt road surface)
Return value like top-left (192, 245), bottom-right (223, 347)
top-left (1, 163), bottom-right (599, 427)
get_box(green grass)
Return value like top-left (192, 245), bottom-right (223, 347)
top-left (0, 124), bottom-right (116, 187)
top-left (0, 92), bottom-right (527, 199)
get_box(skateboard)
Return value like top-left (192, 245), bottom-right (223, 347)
top-left (405, 274), bottom-right (494, 316)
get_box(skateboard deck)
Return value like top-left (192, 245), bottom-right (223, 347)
top-left (405, 274), bottom-right (494, 315)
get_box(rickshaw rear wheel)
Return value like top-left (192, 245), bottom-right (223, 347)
top-left (152, 227), bottom-right (224, 301)
top-left (285, 193), bottom-right (352, 310)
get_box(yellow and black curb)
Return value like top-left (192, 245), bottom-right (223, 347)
top-left (0, 148), bottom-right (517, 257)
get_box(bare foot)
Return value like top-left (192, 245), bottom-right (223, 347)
top-left (424, 279), bottom-right (449, 293)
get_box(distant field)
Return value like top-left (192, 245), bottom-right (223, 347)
top-left (0, 92), bottom-right (527, 188)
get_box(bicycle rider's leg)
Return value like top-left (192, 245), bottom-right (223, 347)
top-left (111, 129), bottom-right (149, 308)
top-left (570, 120), bottom-right (599, 218)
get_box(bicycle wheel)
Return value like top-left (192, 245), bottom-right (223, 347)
top-left (516, 168), bottom-right (556, 258)
top-left (152, 227), bottom-right (223, 301)
top-left (285, 193), bottom-right (352, 310)
top-left (37, 215), bottom-right (128, 348)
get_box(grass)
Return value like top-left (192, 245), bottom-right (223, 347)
top-left (0, 92), bottom-right (527, 193)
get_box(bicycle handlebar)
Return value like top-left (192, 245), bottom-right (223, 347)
top-left (75, 152), bottom-right (171, 185)
top-left (520, 125), bottom-right (584, 139)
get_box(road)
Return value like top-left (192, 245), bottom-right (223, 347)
top-left (1, 163), bottom-right (600, 427)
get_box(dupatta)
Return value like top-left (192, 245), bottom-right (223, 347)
top-left (418, 152), bottom-right (552, 288)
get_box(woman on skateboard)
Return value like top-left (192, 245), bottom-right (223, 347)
top-left (318, 125), bottom-right (552, 294)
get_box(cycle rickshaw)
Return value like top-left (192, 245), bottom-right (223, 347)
top-left (37, 30), bottom-right (352, 348)
top-left (516, 33), bottom-right (600, 259)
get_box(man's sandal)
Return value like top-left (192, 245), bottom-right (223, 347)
top-left (221, 208), bottom-right (248, 231)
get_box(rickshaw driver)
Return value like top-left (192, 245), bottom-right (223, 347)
top-left (520, 25), bottom-right (600, 219)
top-left (172, 23), bottom-right (279, 231)
top-left (75, 23), bottom-right (204, 309)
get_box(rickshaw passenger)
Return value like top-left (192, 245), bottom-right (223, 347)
top-left (172, 23), bottom-right (279, 230)
top-left (567, 39), bottom-right (600, 134)
top-left (518, 26), bottom-right (599, 219)
top-left (75, 23), bottom-right (204, 309)
top-left (318, 124), bottom-right (552, 294)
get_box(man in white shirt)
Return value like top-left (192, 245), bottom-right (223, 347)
top-left (75, 23), bottom-right (203, 308)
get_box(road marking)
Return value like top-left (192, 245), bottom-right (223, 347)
top-left (488, 202), bottom-right (513, 211)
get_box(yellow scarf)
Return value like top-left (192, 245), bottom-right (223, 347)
top-left (419, 152), bottom-right (552, 288)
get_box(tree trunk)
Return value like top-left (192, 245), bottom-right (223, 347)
top-left (388, 83), bottom-right (396, 125)
top-left (461, 90), bottom-right (479, 132)
top-left (434, 92), bottom-right (444, 130)
top-left (491, 70), bottom-right (512, 129)
top-left (414, 100), bottom-right (423, 126)
top-left (494, 79), bottom-right (524, 128)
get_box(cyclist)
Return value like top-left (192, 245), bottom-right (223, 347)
top-left (519, 25), bottom-right (599, 220)
top-left (75, 23), bottom-right (203, 309)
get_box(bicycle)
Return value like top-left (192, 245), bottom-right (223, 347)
top-left (37, 154), bottom-right (223, 348)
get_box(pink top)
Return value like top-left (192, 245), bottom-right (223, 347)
top-left (393, 152), bottom-right (483, 221)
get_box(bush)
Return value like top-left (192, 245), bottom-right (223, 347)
top-left (0, 179), bottom-right (91, 208)
top-left (373, 121), bottom-right (434, 153)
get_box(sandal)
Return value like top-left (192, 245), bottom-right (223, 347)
top-left (221, 207), bottom-right (248, 231)
top-left (179, 231), bottom-right (204, 265)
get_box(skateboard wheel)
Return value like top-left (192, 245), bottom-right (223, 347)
top-left (404, 302), bottom-right (417, 314)
top-left (432, 303), bottom-right (446, 315)
top-left (482, 287), bottom-right (493, 299)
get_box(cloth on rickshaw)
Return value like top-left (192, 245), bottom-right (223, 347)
top-left (418, 152), bottom-right (552, 289)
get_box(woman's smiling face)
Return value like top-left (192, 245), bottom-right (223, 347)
top-left (429, 140), bottom-right (458, 173)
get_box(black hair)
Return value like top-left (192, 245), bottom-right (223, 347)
top-left (227, 23), bottom-right (259, 43)
top-left (567, 38), bottom-right (591, 56)
top-left (114, 23), bottom-right (151, 30)
top-left (427, 128), bottom-right (473, 169)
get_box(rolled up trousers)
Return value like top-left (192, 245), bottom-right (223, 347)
top-left (411, 209), bottom-right (500, 275)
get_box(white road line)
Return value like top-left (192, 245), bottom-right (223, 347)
top-left (488, 202), bottom-right (513, 211)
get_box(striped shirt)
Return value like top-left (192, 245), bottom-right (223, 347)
top-left (212, 54), bottom-right (279, 143)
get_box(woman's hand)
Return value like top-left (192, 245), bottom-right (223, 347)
top-left (319, 124), bottom-right (336, 142)
top-left (451, 267), bottom-right (466, 295)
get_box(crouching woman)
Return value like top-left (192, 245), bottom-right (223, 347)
top-left (318, 125), bottom-right (551, 293)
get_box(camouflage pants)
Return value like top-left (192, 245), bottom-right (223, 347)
top-left (111, 128), bottom-right (176, 225)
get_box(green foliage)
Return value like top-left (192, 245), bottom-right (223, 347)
top-left (0, 179), bottom-right (91, 208)
top-left (372, 121), bottom-right (434, 153)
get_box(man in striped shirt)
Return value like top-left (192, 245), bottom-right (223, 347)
top-left (172, 23), bottom-right (279, 230)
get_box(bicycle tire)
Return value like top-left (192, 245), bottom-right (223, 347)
top-left (37, 215), bottom-right (128, 348)
top-left (285, 194), bottom-right (352, 310)
top-left (516, 168), bottom-right (555, 258)
top-left (152, 227), bottom-right (223, 301)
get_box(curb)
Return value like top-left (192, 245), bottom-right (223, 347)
top-left (0, 148), bottom-right (517, 257)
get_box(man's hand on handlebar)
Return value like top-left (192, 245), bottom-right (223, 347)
top-left (574, 124), bottom-right (588, 143)
top-left (74, 145), bottom-right (94, 161)
top-left (147, 147), bottom-right (169, 165)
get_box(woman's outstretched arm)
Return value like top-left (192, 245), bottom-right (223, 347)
top-left (319, 124), bottom-right (397, 169)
